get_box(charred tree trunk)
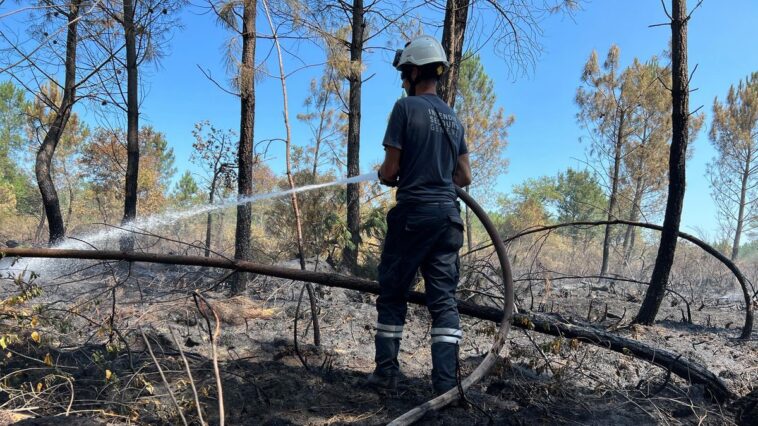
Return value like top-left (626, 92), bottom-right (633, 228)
top-left (120, 0), bottom-right (139, 252)
top-left (343, 0), bottom-right (364, 272)
top-left (311, 128), bottom-right (322, 178)
top-left (439, 0), bottom-right (469, 107)
top-left (636, 0), bottom-right (690, 325)
top-left (232, 0), bottom-right (257, 295)
top-left (65, 173), bottom-right (75, 227)
top-left (35, 0), bottom-right (81, 245)
top-left (600, 109), bottom-right (625, 276)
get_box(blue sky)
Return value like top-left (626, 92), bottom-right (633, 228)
top-left (484, 0), bottom-right (758, 240)
top-left (4, 0), bottom-right (758, 239)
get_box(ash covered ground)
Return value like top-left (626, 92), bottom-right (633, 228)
top-left (0, 256), bottom-right (756, 425)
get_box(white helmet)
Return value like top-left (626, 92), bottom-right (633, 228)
top-left (393, 35), bottom-right (449, 71)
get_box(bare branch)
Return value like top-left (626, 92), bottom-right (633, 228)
top-left (686, 0), bottom-right (705, 21)
top-left (196, 64), bottom-right (239, 97)
top-left (140, 328), bottom-right (189, 426)
top-left (168, 328), bottom-right (206, 426)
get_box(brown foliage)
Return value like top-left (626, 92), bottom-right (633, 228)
top-left (79, 127), bottom-right (174, 222)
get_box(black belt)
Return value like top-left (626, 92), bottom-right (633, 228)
top-left (397, 200), bottom-right (460, 208)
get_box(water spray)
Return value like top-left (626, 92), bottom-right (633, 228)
top-left (7, 172), bottom-right (379, 275)
top-left (0, 184), bottom-right (517, 420)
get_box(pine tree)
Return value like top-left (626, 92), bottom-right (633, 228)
top-left (576, 45), bottom-right (635, 277)
top-left (455, 54), bottom-right (513, 249)
top-left (79, 127), bottom-right (175, 222)
top-left (619, 58), bottom-right (672, 260)
top-left (636, 0), bottom-right (694, 326)
top-left (172, 171), bottom-right (201, 206)
top-left (708, 72), bottom-right (758, 261)
top-left (0, 82), bottom-right (34, 218)
top-left (213, 0), bottom-right (258, 293)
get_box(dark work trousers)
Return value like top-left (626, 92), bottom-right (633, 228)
top-left (374, 201), bottom-right (464, 394)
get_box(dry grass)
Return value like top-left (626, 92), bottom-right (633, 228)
top-left (0, 409), bottom-right (33, 425)
top-left (208, 295), bottom-right (280, 326)
top-left (125, 292), bottom-right (280, 327)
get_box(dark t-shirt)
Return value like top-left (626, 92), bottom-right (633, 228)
top-left (382, 94), bottom-right (468, 204)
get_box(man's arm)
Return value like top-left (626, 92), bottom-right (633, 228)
top-left (379, 146), bottom-right (402, 186)
top-left (453, 153), bottom-right (472, 187)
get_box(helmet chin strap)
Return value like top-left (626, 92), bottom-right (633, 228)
top-left (407, 82), bottom-right (417, 96)
top-left (405, 68), bottom-right (418, 96)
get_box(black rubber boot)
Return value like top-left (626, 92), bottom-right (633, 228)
top-left (374, 335), bottom-right (401, 377)
top-left (431, 342), bottom-right (458, 395)
top-left (364, 370), bottom-right (407, 391)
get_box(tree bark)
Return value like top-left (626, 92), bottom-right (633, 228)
top-left (636, 0), bottom-right (690, 325)
top-left (439, 0), bottom-right (470, 107)
top-left (232, 0), bottom-right (257, 294)
top-left (34, 208), bottom-right (47, 243)
top-left (120, 0), bottom-right (140, 252)
top-left (600, 108), bottom-right (625, 277)
top-left (343, 0), bottom-right (364, 272)
top-left (35, 0), bottom-right (81, 245)
top-left (65, 171), bottom-right (75, 227)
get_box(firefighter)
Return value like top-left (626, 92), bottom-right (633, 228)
top-left (369, 34), bottom-right (472, 396)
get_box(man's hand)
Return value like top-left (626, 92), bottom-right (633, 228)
top-left (379, 146), bottom-right (402, 187)
top-left (378, 169), bottom-right (399, 187)
top-left (453, 153), bottom-right (472, 187)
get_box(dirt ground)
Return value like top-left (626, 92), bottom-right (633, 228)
top-left (1, 258), bottom-right (756, 425)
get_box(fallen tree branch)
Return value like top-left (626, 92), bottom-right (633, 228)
top-left (1, 247), bottom-right (735, 402)
top-left (467, 219), bottom-right (754, 340)
top-left (499, 311), bottom-right (733, 402)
